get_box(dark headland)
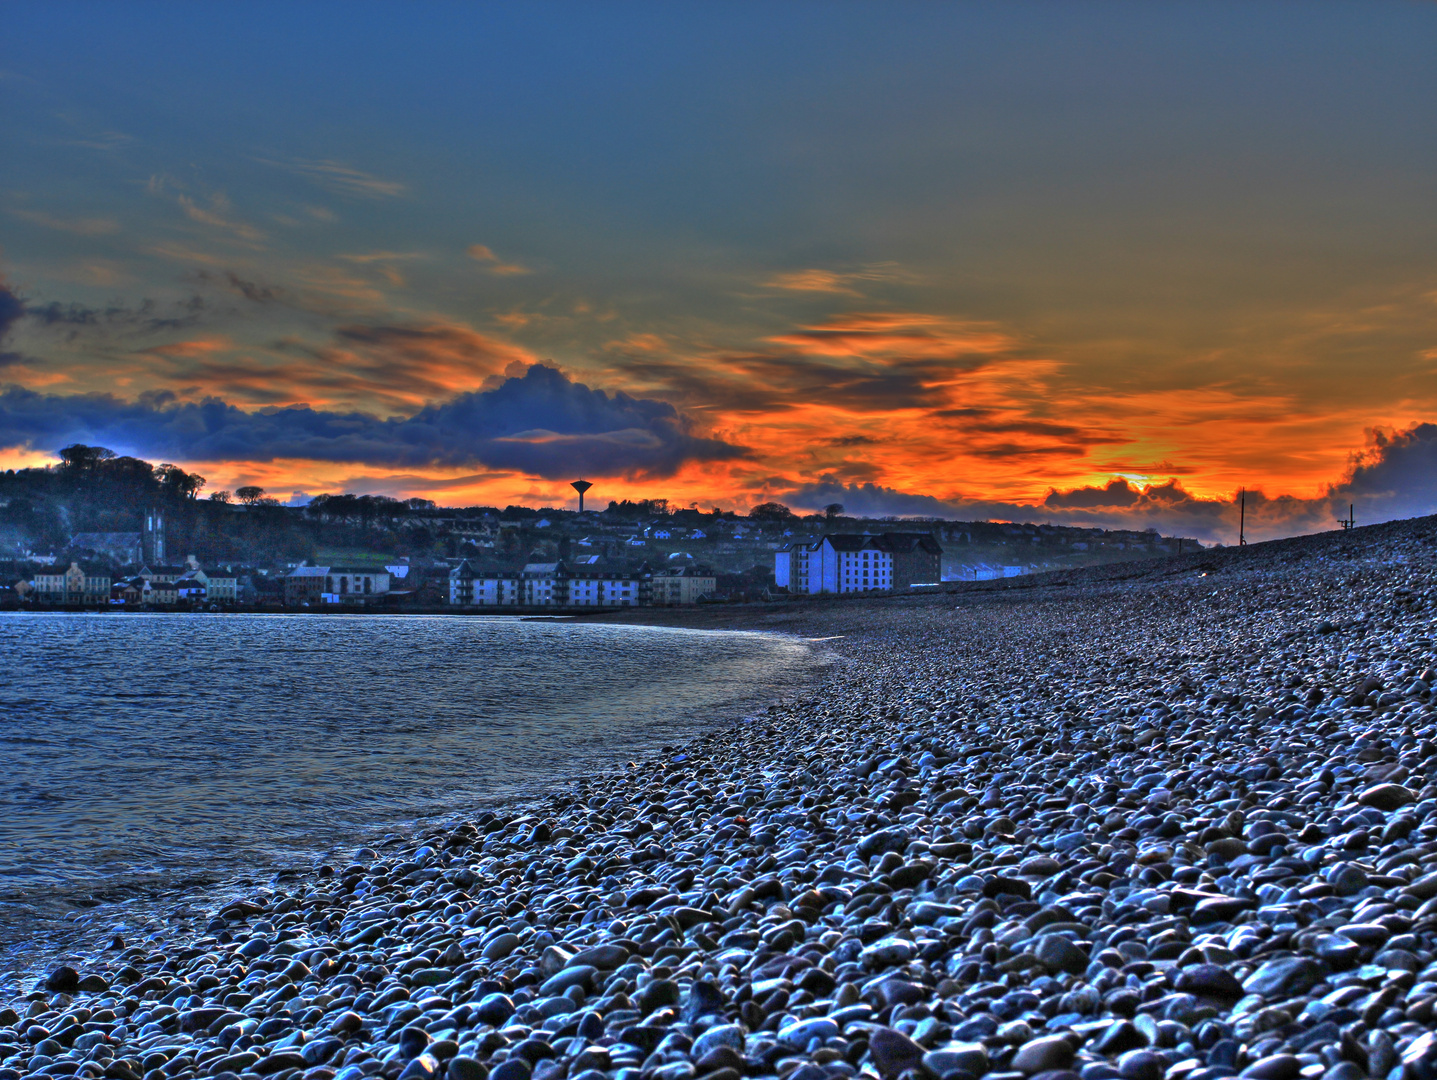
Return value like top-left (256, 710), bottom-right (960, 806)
top-left (6, 514), bottom-right (1437, 1080)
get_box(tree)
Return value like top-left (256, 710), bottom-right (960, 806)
top-left (825, 503), bottom-right (845, 521)
top-left (58, 444), bottom-right (116, 474)
top-left (236, 486), bottom-right (266, 505)
top-left (749, 501), bottom-right (795, 521)
top-left (157, 463), bottom-right (206, 500)
top-left (209, 490), bottom-right (233, 503)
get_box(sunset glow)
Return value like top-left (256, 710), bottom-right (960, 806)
top-left (3, 4), bottom-right (1435, 541)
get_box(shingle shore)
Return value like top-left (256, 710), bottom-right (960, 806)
top-left (5, 517), bottom-right (1437, 1080)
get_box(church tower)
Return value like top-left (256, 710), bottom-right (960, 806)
top-left (143, 509), bottom-right (166, 565)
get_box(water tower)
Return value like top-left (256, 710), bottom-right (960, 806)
top-left (570, 479), bottom-right (593, 513)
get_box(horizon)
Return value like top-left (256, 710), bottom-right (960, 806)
top-left (3, 3), bottom-right (1436, 544)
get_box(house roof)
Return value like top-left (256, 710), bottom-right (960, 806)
top-left (880, 532), bottom-right (944, 554)
top-left (818, 531), bottom-right (943, 554)
top-left (61, 561), bottom-right (115, 576)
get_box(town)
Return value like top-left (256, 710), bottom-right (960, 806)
top-left (0, 447), bottom-right (1203, 610)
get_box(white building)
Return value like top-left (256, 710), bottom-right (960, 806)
top-left (775, 532), bottom-right (941, 594)
top-left (447, 557), bottom-right (683, 608)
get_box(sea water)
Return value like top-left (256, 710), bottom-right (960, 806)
top-left (0, 612), bottom-right (817, 973)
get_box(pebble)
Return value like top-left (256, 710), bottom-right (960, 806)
top-left (1013, 1036), bottom-right (1076, 1074)
top-left (5, 516), bottom-right (1437, 1080)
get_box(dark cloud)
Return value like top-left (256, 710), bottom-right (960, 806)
top-left (618, 353), bottom-right (950, 415)
top-left (222, 272), bottom-right (281, 304)
top-left (1334, 423), bottom-right (1437, 518)
top-left (0, 279), bottom-right (23, 368)
top-left (25, 296), bottom-right (206, 335)
top-left (0, 364), bottom-right (746, 479)
top-left (783, 479), bottom-right (999, 521)
top-left (1044, 478), bottom-right (1141, 508)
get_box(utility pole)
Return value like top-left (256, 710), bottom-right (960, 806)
top-left (1337, 503), bottom-right (1355, 530)
top-left (1239, 488), bottom-right (1247, 547)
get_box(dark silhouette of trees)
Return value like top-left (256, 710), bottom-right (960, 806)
top-left (749, 501), bottom-right (796, 521)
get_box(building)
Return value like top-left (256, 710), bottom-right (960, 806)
top-left (111, 576), bottom-right (148, 605)
top-left (285, 564), bottom-right (391, 604)
top-left (148, 578), bottom-right (179, 605)
top-left (175, 575), bottom-right (208, 601)
top-left (142, 556), bottom-right (240, 601)
top-left (449, 560), bottom-right (475, 605)
top-left (31, 561), bottom-right (113, 604)
top-left (775, 532), bottom-right (942, 595)
top-left (774, 542), bottom-right (814, 594)
top-left (284, 565), bottom-right (328, 604)
top-left (650, 565), bottom-right (717, 606)
top-left (446, 557), bottom-right (671, 608)
top-left (0, 572), bottom-right (35, 604)
top-left (202, 569), bottom-right (239, 601)
top-left (521, 561), bottom-right (569, 606)
top-left (69, 532), bottom-right (142, 565)
top-left (448, 560), bottom-right (523, 606)
top-left (881, 532), bottom-right (944, 588)
top-left (143, 509), bottom-right (165, 565)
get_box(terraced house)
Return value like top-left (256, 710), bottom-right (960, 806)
top-left (31, 561), bottom-right (113, 604)
top-left (448, 557), bottom-right (712, 607)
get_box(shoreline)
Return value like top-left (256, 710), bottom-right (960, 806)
top-left (0, 626), bottom-right (836, 996)
top-left (4, 515), bottom-right (1437, 1080)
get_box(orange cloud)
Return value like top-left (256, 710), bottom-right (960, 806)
top-left (761, 263), bottom-right (914, 297)
top-left (135, 320), bottom-right (538, 413)
top-left (764, 270), bottom-right (864, 296)
top-left (139, 337), bottom-right (232, 359)
top-left (467, 244), bottom-right (532, 276)
top-left (768, 312), bottom-right (1016, 360)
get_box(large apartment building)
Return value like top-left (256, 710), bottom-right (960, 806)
top-left (448, 558), bottom-right (715, 608)
top-left (775, 532), bottom-right (943, 594)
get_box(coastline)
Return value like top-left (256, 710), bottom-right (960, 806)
top-left (0, 622), bottom-right (833, 996)
top-left (4, 515), bottom-right (1437, 1080)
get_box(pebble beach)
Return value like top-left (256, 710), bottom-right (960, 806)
top-left (7, 514), bottom-right (1437, 1080)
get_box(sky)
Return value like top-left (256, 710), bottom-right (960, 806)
top-left (2, 2), bottom-right (1436, 541)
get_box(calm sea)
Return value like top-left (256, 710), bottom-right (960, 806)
top-left (0, 613), bottom-right (817, 975)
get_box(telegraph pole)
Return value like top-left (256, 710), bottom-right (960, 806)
top-left (1239, 488), bottom-right (1246, 546)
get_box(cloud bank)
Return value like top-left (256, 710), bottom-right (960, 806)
top-left (782, 423), bottom-right (1437, 542)
top-left (0, 364), bottom-right (746, 479)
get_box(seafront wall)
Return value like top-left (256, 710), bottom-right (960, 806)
top-left (5, 516), bottom-right (1437, 1080)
